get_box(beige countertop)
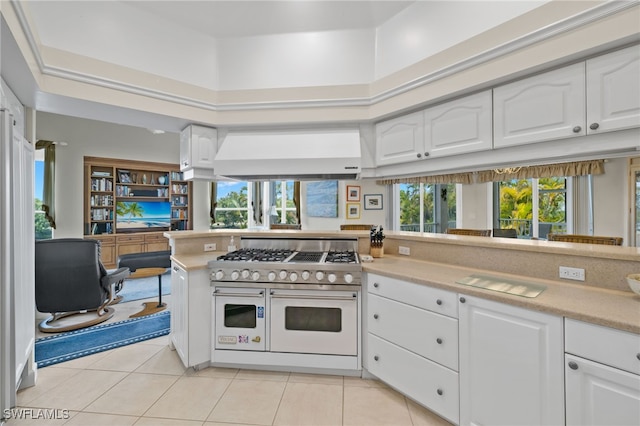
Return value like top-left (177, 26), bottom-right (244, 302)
top-left (170, 251), bottom-right (640, 335)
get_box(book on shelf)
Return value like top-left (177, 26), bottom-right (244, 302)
top-left (92, 171), bottom-right (111, 177)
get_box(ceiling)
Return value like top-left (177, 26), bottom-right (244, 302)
top-left (126, 1), bottom-right (414, 38)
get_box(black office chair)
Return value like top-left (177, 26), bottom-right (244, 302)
top-left (35, 238), bottom-right (130, 333)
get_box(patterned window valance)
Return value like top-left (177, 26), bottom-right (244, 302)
top-left (375, 160), bottom-right (605, 186)
top-left (476, 159), bottom-right (605, 183)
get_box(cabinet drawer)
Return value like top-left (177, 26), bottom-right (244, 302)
top-left (367, 274), bottom-right (457, 318)
top-left (145, 233), bottom-right (167, 243)
top-left (565, 319), bottom-right (640, 375)
top-left (368, 293), bottom-right (458, 371)
top-left (367, 334), bottom-right (459, 425)
top-left (117, 234), bottom-right (145, 243)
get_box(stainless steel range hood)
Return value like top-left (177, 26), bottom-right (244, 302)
top-left (213, 129), bottom-right (361, 180)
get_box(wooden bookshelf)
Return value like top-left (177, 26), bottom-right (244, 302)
top-left (84, 156), bottom-right (192, 267)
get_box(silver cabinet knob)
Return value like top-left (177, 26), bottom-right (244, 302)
top-left (590, 122), bottom-right (600, 130)
top-left (373, 282), bottom-right (379, 288)
top-left (424, 152), bottom-right (430, 157)
top-left (459, 297), bottom-right (466, 303)
top-left (437, 389), bottom-right (443, 396)
top-left (436, 338), bottom-right (443, 344)
top-left (373, 314), bottom-right (379, 319)
top-left (568, 361), bottom-right (579, 370)
top-left (374, 355), bottom-right (379, 361)
top-left (416, 153), bottom-right (422, 158)
top-left (436, 299), bottom-right (442, 305)
top-left (572, 126), bottom-right (582, 133)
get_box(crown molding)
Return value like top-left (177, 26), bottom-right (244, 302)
top-left (10, 0), bottom-right (639, 114)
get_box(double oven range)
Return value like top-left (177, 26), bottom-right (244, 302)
top-left (208, 236), bottom-right (362, 373)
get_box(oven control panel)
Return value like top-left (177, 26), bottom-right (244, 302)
top-left (210, 266), bottom-right (361, 286)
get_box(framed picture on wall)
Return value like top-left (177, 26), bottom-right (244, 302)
top-left (346, 203), bottom-right (361, 219)
top-left (364, 194), bottom-right (383, 210)
top-left (306, 181), bottom-right (339, 217)
top-left (346, 185), bottom-right (361, 202)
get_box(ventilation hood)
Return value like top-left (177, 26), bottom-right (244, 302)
top-left (213, 129), bottom-right (361, 180)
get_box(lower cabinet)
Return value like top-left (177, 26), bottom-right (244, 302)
top-left (564, 319), bottom-right (640, 426)
top-left (365, 274), bottom-right (459, 424)
top-left (170, 262), bottom-right (211, 368)
top-left (458, 294), bottom-right (565, 426)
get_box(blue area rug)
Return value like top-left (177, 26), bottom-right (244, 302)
top-left (118, 272), bottom-right (171, 303)
top-left (34, 311), bottom-right (170, 368)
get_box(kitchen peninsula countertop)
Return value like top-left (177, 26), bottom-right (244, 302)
top-left (169, 248), bottom-right (640, 335)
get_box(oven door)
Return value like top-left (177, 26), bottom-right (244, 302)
top-left (269, 289), bottom-right (358, 356)
top-left (214, 287), bottom-right (266, 351)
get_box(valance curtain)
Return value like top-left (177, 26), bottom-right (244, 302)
top-left (376, 172), bottom-right (474, 185)
top-left (35, 140), bottom-right (56, 229)
top-left (375, 160), bottom-right (605, 186)
top-left (476, 160), bottom-right (605, 183)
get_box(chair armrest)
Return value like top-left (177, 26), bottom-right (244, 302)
top-left (102, 267), bottom-right (130, 288)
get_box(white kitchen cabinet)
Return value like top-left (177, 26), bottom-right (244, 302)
top-left (424, 90), bottom-right (492, 158)
top-left (586, 44), bottom-right (640, 134)
top-left (170, 262), bottom-right (211, 368)
top-left (494, 62), bottom-right (586, 148)
top-left (458, 294), bottom-right (564, 426)
top-left (375, 111), bottom-right (425, 166)
top-left (179, 124), bottom-right (217, 180)
top-left (564, 319), bottom-right (640, 426)
top-left (365, 274), bottom-right (459, 424)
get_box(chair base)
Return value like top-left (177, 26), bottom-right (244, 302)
top-left (38, 307), bottom-right (115, 333)
top-left (129, 302), bottom-right (167, 318)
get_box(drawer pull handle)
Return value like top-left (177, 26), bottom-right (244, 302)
top-left (437, 388), bottom-right (443, 396)
top-left (637, 353), bottom-right (640, 361)
top-left (374, 355), bottom-right (379, 361)
top-left (373, 283), bottom-right (379, 288)
top-left (173, 267), bottom-right (179, 272)
top-left (373, 314), bottom-right (379, 319)
top-left (568, 361), bottom-right (579, 370)
top-left (436, 338), bottom-right (443, 344)
top-left (590, 122), bottom-right (599, 130)
top-left (572, 125), bottom-right (582, 133)
top-left (436, 299), bottom-right (442, 305)
top-left (459, 297), bottom-right (466, 303)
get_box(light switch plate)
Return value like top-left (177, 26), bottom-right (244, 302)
top-left (398, 246), bottom-right (410, 256)
top-left (204, 243), bottom-right (216, 252)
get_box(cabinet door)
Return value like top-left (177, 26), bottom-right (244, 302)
top-left (494, 63), bottom-right (586, 148)
top-left (459, 294), bottom-right (564, 426)
top-left (565, 354), bottom-right (640, 426)
top-left (424, 91), bottom-right (492, 157)
top-left (170, 263), bottom-right (189, 367)
top-left (587, 45), bottom-right (640, 134)
top-left (375, 111), bottom-right (425, 166)
top-left (145, 234), bottom-right (169, 252)
top-left (180, 125), bottom-right (217, 171)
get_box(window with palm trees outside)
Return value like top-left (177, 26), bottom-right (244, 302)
top-left (398, 183), bottom-right (456, 233)
top-left (494, 177), bottom-right (570, 239)
top-left (215, 181), bottom-right (250, 228)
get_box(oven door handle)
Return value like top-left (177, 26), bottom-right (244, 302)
top-left (270, 292), bottom-right (356, 301)
top-left (213, 290), bottom-right (264, 298)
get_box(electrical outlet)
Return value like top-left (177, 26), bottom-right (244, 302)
top-left (204, 243), bottom-right (217, 252)
top-left (559, 266), bottom-right (585, 281)
top-left (398, 246), bottom-right (411, 256)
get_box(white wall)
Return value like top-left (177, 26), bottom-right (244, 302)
top-left (593, 157), bottom-right (629, 241)
top-left (36, 112), bottom-right (182, 238)
top-left (458, 182), bottom-right (491, 229)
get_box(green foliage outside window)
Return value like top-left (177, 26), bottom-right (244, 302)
top-left (216, 185), bottom-right (249, 228)
top-left (35, 198), bottom-right (52, 240)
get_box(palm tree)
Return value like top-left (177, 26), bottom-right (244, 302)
top-left (116, 201), bottom-right (144, 223)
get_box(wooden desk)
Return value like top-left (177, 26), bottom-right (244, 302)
top-left (128, 267), bottom-right (168, 318)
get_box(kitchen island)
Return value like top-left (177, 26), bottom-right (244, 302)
top-left (165, 229), bottom-right (640, 426)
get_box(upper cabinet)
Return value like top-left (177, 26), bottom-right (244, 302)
top-left (375, 111), bottom-right (425, 166)
top-left (180, 124), bottom-right (217, 180)
top-left (493, 63), bottom-right (586, 148)
top-left (375, 91), bottom-right (493, 167)
top-left (586, 44), bottom-right (640, 134)
top-left (494, 45), bottom-right (640, 149)
top-left (424, 90), bottom-right (492, 158)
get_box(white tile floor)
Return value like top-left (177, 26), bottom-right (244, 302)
top-left (14, 296), bottom-right (453, 426)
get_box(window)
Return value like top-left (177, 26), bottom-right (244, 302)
top-left (493, 177), bottom-right (571, 239)
top-left (270, 181), bottom-right (297, 224)
top-left (214, 181), bottom-right (251, 228)
top-left (34, 157), bottom-right (52, 240)
top-left (397, 183), bottom-right (457, 233)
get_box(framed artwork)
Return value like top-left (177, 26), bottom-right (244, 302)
top-left (346, 203), bottom-right (361, 219)
top-left (346, 185), bottom-right (361, 202)
top-left (364, 194), bottom-right (383, 210)
top-left (306, 181), bottom-right (339, 217)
